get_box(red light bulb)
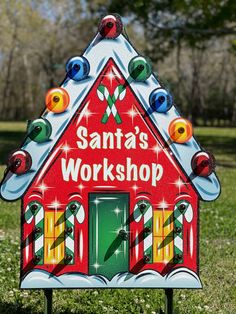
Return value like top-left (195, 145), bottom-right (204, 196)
top-left (191, 151), bottom-right (215, 177)
top-left (98, 14), bottom-right (123, 39)
top-left (8, 150), bottom-right (32, 175)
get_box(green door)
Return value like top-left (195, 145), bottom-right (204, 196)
top-left (89, 193), bottom-right (129, 280)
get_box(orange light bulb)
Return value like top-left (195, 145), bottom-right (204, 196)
top-left (169, 118), bottom-right (193, 143)
top-left (45, 87), bottom-right (70, 113)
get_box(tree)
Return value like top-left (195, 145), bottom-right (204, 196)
top-left (106, 0), bottom-right (236, 125)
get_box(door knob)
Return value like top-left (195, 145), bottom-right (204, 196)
top-left (119, 229), bottom-right (128, 240)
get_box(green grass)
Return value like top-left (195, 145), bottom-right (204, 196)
top-left (0, 122), bottom-right (235, 313)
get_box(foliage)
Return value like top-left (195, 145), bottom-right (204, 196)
top-left (107, 0), bottom-right (236, 125)
top-left (0, 122), bottom-right (235, 313)
top-left (109, 0), bottom-right (236, 43)
top-left (0, 1), bottom-right (235, 125)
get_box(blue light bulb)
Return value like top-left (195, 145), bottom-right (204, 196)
top-left (149, 88), bottom-right (172, 113)
top-left (66, 56), bottom-right (90, 81)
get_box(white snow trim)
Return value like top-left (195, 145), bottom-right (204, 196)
top-left (20, 267), bottom-right (202, 289)
top-left (0, 34), bottom-right (220, 201)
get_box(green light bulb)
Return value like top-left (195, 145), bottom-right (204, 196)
top-left (27, 118), bottom-right (52, 143)
top-left (128, 56), bottom-right (152, 82)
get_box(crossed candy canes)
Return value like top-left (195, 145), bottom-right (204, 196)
top-left (97, 84), bottom-right (126, 124)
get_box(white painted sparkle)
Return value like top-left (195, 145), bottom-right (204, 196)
top-left (114, 249), bottom-right (122, 257)
top-left (114, 207), bottom-right (121, 216)
top-left (92, 262), bottom-right (101, 272)
top-left (174, 176), bottom-right (185, 194)
top-left (124, 105), bottom-right (138, 125)
top-left (111, 65), bottom-right (122, 80)
top-left (93, 198), bottom-right (101, 205)
top-left (37, 182), bottom-right (49, 194)
top-left (158, 198), bottom-right (170, 209)
top-left (61, 141), bottom-right (76, 158)
top-left (151, 144), bottom-right (162, 153)
top-left (61, 142), bottom-right (71, 153)
top-left (76, 101), bottom-right (97, 125)
top-left (78, 183), bottom-right (85, 193)
top-left (151, 144), bottom-right (162, 161)
top-left (48, 198), bottom-right (62, 210)
top-left (82, 108), bottom-right (93, 125)
top-left (103, 66), bottom-right (121, 86)
top-left (132, 185), bottom-right (140, 192)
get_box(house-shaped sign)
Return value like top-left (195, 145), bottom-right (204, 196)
top-left (0, 14), bottom-right (220, 289)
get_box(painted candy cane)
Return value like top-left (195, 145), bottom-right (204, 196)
top-left (97, 84), bottom-right (126, 124)
top-left (65, 201), bottom-right (85, 264)
top-left (134, 200), bottom-right (153, 263)
top-left (24, 201), bottom-right (44, 265)
top-left (174, 200), bottom-right (193, 264)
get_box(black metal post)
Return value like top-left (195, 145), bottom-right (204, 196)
top-left (165, 289), bottom-right (173, 314)
top-left (44, 289), bottom-right (53, 314)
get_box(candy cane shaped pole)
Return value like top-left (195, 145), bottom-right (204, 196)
top-left (133, 200), bottom-right (153, 263)
top-left (65, 202), bottom-right (85, 264)
top-left (143, 202), bottom-right (153, 263)
top-left (173, 200), bottom-right (193, 264)
top-left (24, 201), bottom-right (44, 265)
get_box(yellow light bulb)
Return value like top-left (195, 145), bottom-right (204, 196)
top-left (169, 118), bottom-right (193, 143)
top-left (45, 87), bottom-right (70, 113)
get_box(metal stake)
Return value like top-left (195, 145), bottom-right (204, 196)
top-left (44, 289), bottom-right (53, 314)
top-left (165, 289), bottom-right (173, 314)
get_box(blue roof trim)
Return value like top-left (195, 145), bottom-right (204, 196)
top-left (0, 33), bottom-right (220, 201)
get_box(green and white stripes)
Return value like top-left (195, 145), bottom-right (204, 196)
top-left (97, 84), bottom-right (126, 124)
top-left (25, 201), bottom-right (44, 265)
top-left (133, 200), bottom-right (153, 263)
top-left (65, 201), bottom-right (85, 264)
top-left (173, 200), bottom-right (190, 264)
top-left (143, 202), bottom-right (153, 264)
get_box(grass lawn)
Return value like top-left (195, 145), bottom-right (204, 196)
top-left (0, 122), bottom-right (235, 313)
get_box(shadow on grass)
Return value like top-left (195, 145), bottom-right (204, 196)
top-left (0, 131), bottom-right (26, 165)
top-left (196, 134), bottom-right (236, 156)
top-left (195, 134), bottom-right (236, 168)
top-left (0, 302), bottom-right (38, 314)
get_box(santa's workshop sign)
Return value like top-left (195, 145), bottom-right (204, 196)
top-left (0, 14), bottom-right (220, 289)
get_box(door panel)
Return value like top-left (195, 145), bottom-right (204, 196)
top-left (89, 193), bottom-right (129, 280)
